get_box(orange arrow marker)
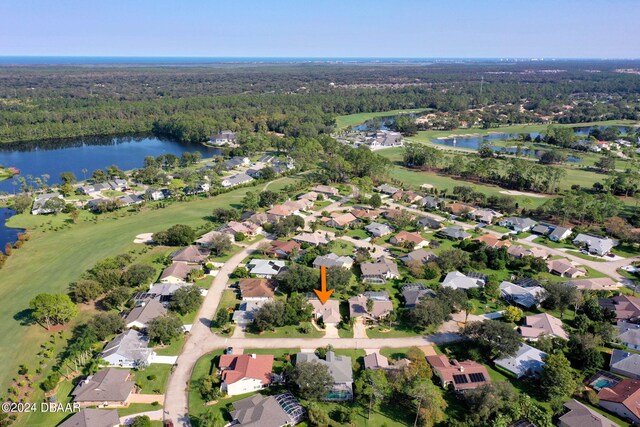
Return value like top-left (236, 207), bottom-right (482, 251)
top-left (314, 266), bottom-right (334, 304)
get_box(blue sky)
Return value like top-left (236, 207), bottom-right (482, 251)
top-left (1, 0), bottom-right (638, 58)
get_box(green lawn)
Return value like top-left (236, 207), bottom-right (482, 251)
top-left (329, 240), bottom-right (356, 256)
top-left (17, 379), bottom-right (74, 427)
top-left (0, 179), bottom-right (292, 392)
top-left (244, 322), bottom-right (324, 339)
top-left (132, 364), bottom-right (173, 394)
top-left (565, 250), bottom-right (607, 262)
top-left (346, 228), bottom-right (369, 239)
top-left (154, 334), bottom-right (185, 356)
top-left (366, 324), bottom-right (421, 338)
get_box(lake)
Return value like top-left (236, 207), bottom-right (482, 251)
top-left (0, 208), bottom-right (23, 253)
top-left (0, 135), bottom-right (222, 193)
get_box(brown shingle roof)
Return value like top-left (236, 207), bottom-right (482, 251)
top-left (239, 278), bottom-right (276, 298)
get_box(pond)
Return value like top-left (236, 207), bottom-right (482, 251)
top-left (0, 208), bottom-right (23, 254)
top-left (0, 135), bottom-right (222, 193)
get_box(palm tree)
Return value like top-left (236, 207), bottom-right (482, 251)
top-left (463, 301), bottom-right (474, 323)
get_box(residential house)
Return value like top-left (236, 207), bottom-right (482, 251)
top-left (375, 184), bottom-right (400, 195)
top-left (296, 352), bottom-right (353, 401)
top-left (494, 343), bottom-right (546, 378)
top-left (219, 221), bottom-right (262, 238)
top-left (124, 299), bottom-right (167, 329)
top-left (558, 399), bottom-right (621, 427)
top-left (312, 253), bottom-right (354, 270)
top-left (351, 208), bottom-right (381, 220)
top-left (293, 232), bottom-right (330, 246)
top-left (245, 212), bottom-right (270, 225)
top-left (400, 248), bottom-right (437, 265)
top-left (446, 203), bottom-right (477, 216)
top-left (58, 408), bottom-right (120, 427)
top-left (348, 292), bottom-right (394, 320)
top-left (297, 191), bottom-right (319, 201)
top-left (71, 369), bottom-right (135, 407)
top-left (549, 226), bottom-right (573, 242)
top-left (600, 296), bottom-right (640, 322)
top-left (617, 322), bottom-right (640, 350)
top-left (382, 209), bottom-right (413, 221)
top-left (499, 217), bottom-right (537, 232)
top-left (417, 216), bottom-right (442, 229)
top-left (266, 240), bottom-right (301, 259)
top-left (368, 130), bottom-right (403, 147)
top-left (196, 229), bottom-right (234, 246)
top-left (360, 257), bottom-right (400, 284)
top-left (507, 245), bottom-right (549, 259)
top-left (323, 212), bottom-right (358, 229)
top-left (283, 199), bottom-right (311, 213)
top-left (365, 222), bottom-right (393, 237)
top-left (442, 271), bottom-right (485, 291)
top-left (475, 234), bottom-right (511, 249)
top-left (567, 277), bottom-right (620, 291)
top-left (229, 393), bottom-right (305, 427)
top-left (222, 156), bottom-right (250, 170)
top-left (499, 281), bottom-right (546, 309)
top-left (246, 259), bottom-right (286, 278)
top-left (233, 300), bottom-right (269, 327)
top-left (573, 234), bottom-right (617, 256)
top-left (117, 194), bottom-right (144, 207)
top-left (159, 262), bottom-right (198, 284)
top-left (401, 284), bottom-right (435, 309)
top-left (427, 355), bottom-right (491, 392)
top-left (470, 208), bottom-right (503, 224)
top-left (100, 330), bottom-right (154, 368)
top-left (239, 278), bottom-right (276, 300)
top-left (31, 193), bottom-right (64, 215)
top-left (145, 188), bottom-right (170, 201)
top-left (171, 246), bottom-right (210, 264)
top-left (598, 379), bottom-right (640, 424)
top-left (308, 297), bottom-right (341, 326)
top-left (219, 353), bottom-right (274, 396)
top-left (438, 226), bottom-right (472, 241)
top-left (519, 313), bottom-right (568, 341)
top-left (221, 173), bottom-right (254, 188)
top-left (134, 282), bottom-right (193, 304)
top-left (390, 231), bottom-right (428, 249)
top-left (210, 130), bottom-right (236, 146)
top-left (392, 190), bottom-right (423, 204)
top-left (610, 349), bottom-right (640, 379)
top-left (364, 352), bottom-right (389, 370)
top-left (547, 258), bottom-right (586, 278)
top-left (419, 196), bottom-right (443, 210)
top-left (311, 185), bottom-right (340, 197)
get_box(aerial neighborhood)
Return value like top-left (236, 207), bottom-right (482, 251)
top-left (1, 56), bottom-right (640, 427)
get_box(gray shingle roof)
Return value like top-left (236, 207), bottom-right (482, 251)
top-left (71, 368), bottom-right (134, 403)
top-left (58, 408), bottom-right (120, 427)
top-left (296, 351), bottom-right (353, 383)
top-left (101, 330), bottom-right (151, 363)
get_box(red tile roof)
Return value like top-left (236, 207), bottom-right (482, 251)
top-left (598, 379), bottom-right (640, 420)
top-left (219, 354), bottom-right (274, 386)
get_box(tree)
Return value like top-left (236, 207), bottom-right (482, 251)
top-left (70, 279), bottom-right (103, 303)
top-left (567, 333), bottom-right (604, 372)
top-left (289, 361), bottom-right (333, 400)
top-left (326, 266), bottom-right (352, 292)
top-left (241, 191), bottom-right (259, 210)
top-left (169, 286), bottom-right (203, 315)
top-left (42, 197), bottom-right (65, 214)
top-left (542, 282), bottom-right (578, 318)
top-left (103, 287), bottom-right (131, 310)
top-left (59, 171), bottom-right (77, 184)
top-left (409, 379), bottom-right (447, 427)
top-left (11, 194), bottom-right (32, 214)
top-left (40, 372), bottom-right (61, 392)
top-left (208, 233), bottom-right (233, 256)
top-left (59, 182), bottom-right (75, 197)
top-left (595, 156), bottom-right (616, 172)
top-left (148, 315), bottom-right (184, 345)
top-left (356, 369), bottom-right (391, 419)
top-left (306, 402), bottom-right (331, 427)
top-left (29, 293), bottom-right (78, 330)
top-left (478, 141), bottom-right (494, 158)
top-left (259, 190), bottom-right (279, 207)
top-left (130, 415), bottom-right (152, 427)
top-left (464, 382), bottom-right (518, 426)
top-left (436, 248), bottom-right (471, 272)
top-left (278, 263), bottom-right (319, 293)
top-left (199, 374), bottom-right (222, 401)
top-left (152, 224), bottom-right (196, 246)
top-left (214, 308), bottom-right (229, 328)
top-left (503, 306), bottom-right (524, 323)
top-left (369, 193), bottom-right (382, 208)
top-left (462, 320), bottom-right (521, 359)
top-left (88, 312), bottom-right (125, 340)
top-left (121, 263), bottom-right (156, 287)
top-left (540, 352), bottom-right (578, 401)
top-left (211, 208), bottom-right (240, 223)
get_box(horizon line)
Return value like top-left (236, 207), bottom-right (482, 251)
top-left (1, 55), bottom-right (640, 60)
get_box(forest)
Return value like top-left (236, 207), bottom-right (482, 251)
top-left (0, 60), bottom-right (640, 144)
